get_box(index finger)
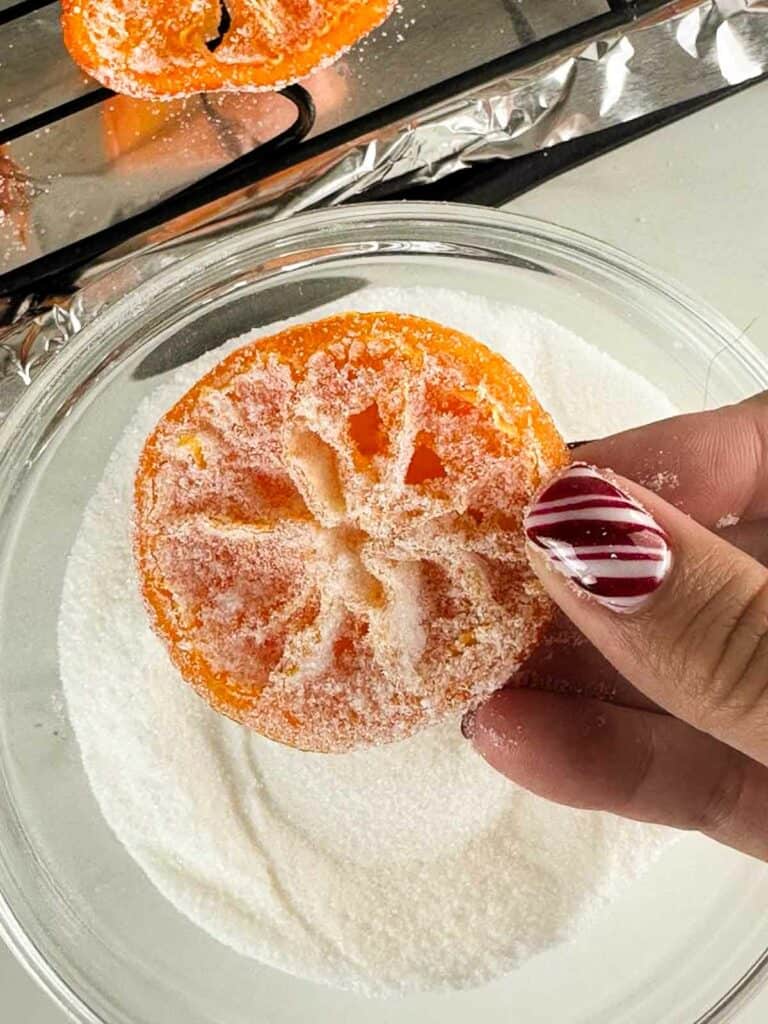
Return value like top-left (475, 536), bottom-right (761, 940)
top-left (523, 468), bottom-right (768, 764)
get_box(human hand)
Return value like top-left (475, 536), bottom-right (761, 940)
top-left (465, 393), bottom-right (768, 861)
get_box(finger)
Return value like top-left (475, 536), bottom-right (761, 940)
top-left (719, 519), bottom-right (768, 566)
top-left (576, 391), bottom-right (768, 526)
top-left (511, 520), bottom-right (768, 719)
top-left (469, 688), bottom-right (768, 862)
top-left (511, 510), bottom-right (768, 711)
top-left (523, 462), bottom-right (768, 763)
top-left (512, 611), bottom-right (660, 712)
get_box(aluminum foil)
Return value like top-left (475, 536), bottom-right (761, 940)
top-left (1, 0), bottom-right (767, 422)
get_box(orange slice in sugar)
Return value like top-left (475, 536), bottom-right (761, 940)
top-left (134, 313), bottom-right (569, 752)
top-left (62, 0), bottom-right (395, 100)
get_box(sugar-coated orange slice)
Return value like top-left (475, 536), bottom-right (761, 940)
top-left (62, 0), bottom-right (394, 100)
top-left (134, 313), bottom-right (569, 752)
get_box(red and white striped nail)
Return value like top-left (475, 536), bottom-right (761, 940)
top-left (524, 463), bottom-right (672, 613)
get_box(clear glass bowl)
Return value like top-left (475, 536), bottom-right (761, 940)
top-left (0, 204), bottom-right (767, 1024)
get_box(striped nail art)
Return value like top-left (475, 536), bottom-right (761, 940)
top-left (524, 463), bottom-right (671, 613)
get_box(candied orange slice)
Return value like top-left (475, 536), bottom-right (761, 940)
top-left (134, 312), bottom-right (568, 752)
top-left (62, 0), bottom-right (394, 100)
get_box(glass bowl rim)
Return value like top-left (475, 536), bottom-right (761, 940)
top-left (0, 202), bottom-right (766, 1024)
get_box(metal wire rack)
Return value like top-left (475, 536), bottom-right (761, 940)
top-left (0, 0), bottom-right (760, 305)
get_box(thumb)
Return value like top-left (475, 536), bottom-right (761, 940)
top-left (522, 462), bottom-right (768, 765)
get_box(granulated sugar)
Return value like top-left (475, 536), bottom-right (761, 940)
top-left (59, 287), bottom-right (675, 996)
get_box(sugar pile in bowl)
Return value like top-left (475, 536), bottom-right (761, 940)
top-left (58, 287), bottom-right (676, 996)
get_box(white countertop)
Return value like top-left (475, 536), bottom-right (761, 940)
top-left (3, 78), bottom-right (767, 1024)
top-left (508, 80), bottom-right (768, 359)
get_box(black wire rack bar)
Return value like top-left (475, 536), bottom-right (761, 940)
top-left (0, 0), bottom-right (53, 28)
top-left (0, 89), bottom-right (113, 146)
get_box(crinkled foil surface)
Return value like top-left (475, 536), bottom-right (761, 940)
top-left (1, 0), bottom-right (767, 421)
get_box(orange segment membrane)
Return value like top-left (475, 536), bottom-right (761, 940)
top-left (134, 312), bottom-right (569, 752)
top-left (62, 0), bottom-right (395, 100)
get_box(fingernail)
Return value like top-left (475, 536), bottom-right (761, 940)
top-left (461, 708), bottom-right (477, 740)
top-left (524, 463), bottom-right (671, 613)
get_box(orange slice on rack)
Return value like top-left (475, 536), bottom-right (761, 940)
top-left (134, 312), bottom-right (568, 752)
top-left (62, 0), bottom-right (394, 100)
